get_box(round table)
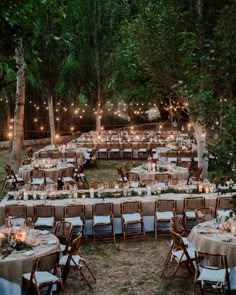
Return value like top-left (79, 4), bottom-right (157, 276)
top-left (0, 228), bottom-right (59, 294)
top-left (130, 165), bottom-right (189, 182)
top-left (19, 163), bottom-right (75, 183)
top-left (188, 220), bottom-right (236, 267)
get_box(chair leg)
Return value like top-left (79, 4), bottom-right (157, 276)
top-left (154, 219), bottom-right (157, 240)
top-left (160, 244), bottom-right (174, 278)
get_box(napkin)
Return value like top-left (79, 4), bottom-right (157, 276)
top-left (23, 250), bottom-right (34, 256)
top-left (40, 230), bottom-right (50, 235)
top-left (48, 240), bottom-right (57, 245)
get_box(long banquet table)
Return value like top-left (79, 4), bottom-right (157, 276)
top-left (0, 192), bottom-right (221, 234)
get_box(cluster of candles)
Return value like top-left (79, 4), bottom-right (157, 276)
top-left (198, 183), bottom-right (215, 193)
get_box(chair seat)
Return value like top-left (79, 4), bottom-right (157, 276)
top-left (59, 255), bottom-right (81, 266)
top-left (111, 149), bottom-right (119, 152)
top-left (31, 177), bottom-right (53, 185)
top-left (130, 181), bottom-right (139, 188)
top-left (66, 158), bottom-right (75, 163)
top-left (63, 176), bottom-right (75, 183)
top-left (138, 148), bottom-right (147, 152)
top-left (99, 148), bottom-right (107, 152)
top-left (156, 211), bottom-right (174, 220)
top-left (15, 176), bottom-right (24, 182)
top-left (65, 216), bottom-right (83, 226)
top-left (122, 213), bottom-right (142, 224)
top-left (8, 217), bottom-right (26, 226)
top-left (93, 215), bottom-right (111, 225)
top-left (123, 148), bottom-right (132, 152)
top-left (35, 217), bottom-right (54, 227)
top-left (173, 248), bottom-right (195, 262)
top-left (217, 210), bottom-right (233, 218)
top-left (185, 211), bottom-right (196, 218)
top-left (198, 268), bottom-right (226, 284)
top-left (23, 271), bottom-right (60, 285)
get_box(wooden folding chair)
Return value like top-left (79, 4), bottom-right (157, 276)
top-left (59, 234), bottom-right (96, 288)
top-left (154, 199), bottom-right (176, 240)
top-left (92, 203), bottom-right (116, 244)
top-left (33, 204), bottom-right (55, 231)
top-left (63, 204), bottom-right (86, 237)
top-left (194, 251), bottom-right (230, 295)
top-left (120, 201), bottom-right (145, 242)
top-left (54, 221), bottom-right (73, 255)
top-left (23, 251), bottom-right (64, 295)
top-left (160, 228), bottom-right (196, 284)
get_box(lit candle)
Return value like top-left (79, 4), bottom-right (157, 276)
top-left (90, 188), bottom-right (95, 198)
top-left (82, 194), bottom-right (86, 199)
top-left (23, 191), bottom-right (28, 201)
top-left (147, 186), bottom-right (152, 196)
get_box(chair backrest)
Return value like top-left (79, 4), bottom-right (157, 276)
top-left (216, 196), bottom-right (233, 211)
top-left (35, 250), bottom-right (61, 272)
top-left (193, 166), bottom-right (203, 179)
top-left (195, 251), bottom-right (229, 286)
top-left (170, 216), bottom-right (187, 236)
top-left (195, 207), bottom-right (214, 223)
top-left (34, 204), bottom-right (55, 218)
top-left (155, 199), bottom-right (176, 212)
top-left (121, 201), bottom-right (141, 214)
top-left (154, 173), bottom-right (170, 184)
top-left (179, 161), bottom-right (191, 169)
top-left (116, 166), bottom-right (126, 181)
top-left (124, 162), bottom-right (136, 172)
top-left (26, 147), bottom-right (34, 159)
top-left (88, 181), bottom-right (109, 190)
top-left (4, 164), bottom-right (12, 177)
top-left (54, 221), bottom-right (73, 247)
top-left (70, 233), bottom-right (82, 256)
top-left (64, 204), bottom-right (85, 218)
top-left (184, 196), bottom-right (205, 211)
top-left (126, 172), bottom-right (140, 182)
top-left (5, 204), bottom-right (27, 218)
top-left (92, 203), bottom-right (113, 216)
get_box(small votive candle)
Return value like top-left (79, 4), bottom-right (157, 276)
top-left (147, 186), bottom-right (152, 196)
top-left (82, 194), bottom-right (86, 199)
top-left (90, 188), bottom-right (95, 198)
top-left (23, 191), bottom-right (28, 201)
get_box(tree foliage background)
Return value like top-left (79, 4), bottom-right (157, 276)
top-left (0, 0), bottom-right (235, 174)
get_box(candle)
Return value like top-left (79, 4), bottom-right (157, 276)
top-left (90, 188), bottom-right (94, 198)
top-left (82, 194), bottom-right (86, 199)
top-left (114, 183), bottom-right (119, 190)
top-left (147, 186), bottom-right (152, 196)
top-left (23, 191), bottom-right (28, 201)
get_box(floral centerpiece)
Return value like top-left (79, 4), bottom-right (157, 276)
top-left (0, 231), bottom-right (33, 255)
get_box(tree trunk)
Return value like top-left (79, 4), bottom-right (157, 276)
top-left (48, 94), bottom-right (56, 145)
top-left (193, 121), bottom-right (208, 178)
top-left (12, 38), bottom-right (25, 172)
top-left (95, 48), bottom-right (102, 132)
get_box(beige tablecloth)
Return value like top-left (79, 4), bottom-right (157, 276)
top-left (130, 166), bottom-right (189, 182)
top-left (0, 229), bottom-right (59, 286)
top-left (188, 220), bottom-right (236, 267)
top-left (19, 163), bottom-right (75, 183)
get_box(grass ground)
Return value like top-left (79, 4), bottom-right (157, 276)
top-left (0, 148), bottom-right (197, 294)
